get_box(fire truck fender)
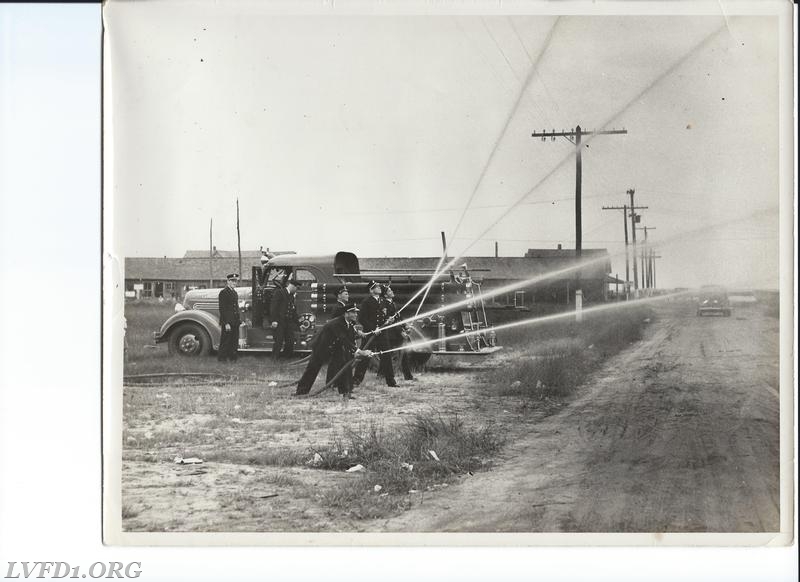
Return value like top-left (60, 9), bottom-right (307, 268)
top-left (154, 310), bottom-right (222, 351)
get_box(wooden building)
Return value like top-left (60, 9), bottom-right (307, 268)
top-left (125, 248), bottom-right (612, 306)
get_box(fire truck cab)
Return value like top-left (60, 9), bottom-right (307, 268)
top-left (154, 251), bottom-right (501, 360)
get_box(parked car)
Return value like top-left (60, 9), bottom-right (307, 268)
top-left (696, 286), bottom-right (732, 317)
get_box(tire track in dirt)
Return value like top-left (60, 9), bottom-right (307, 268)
top-left (368, 303), bottom-right (780, 532)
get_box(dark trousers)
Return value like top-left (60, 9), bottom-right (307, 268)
top-left (392, 338), bottom-right (414, 380)
top-left (296, 353), bottom-right (327, 395)
top-left (218, 325), bottom-right (239, 361)
top-left (272, 322), bottom-right (295, 360)
top-left (329, 355), bottom-right (354, 395)
top-left (352, 334), bottom-right (395, 385)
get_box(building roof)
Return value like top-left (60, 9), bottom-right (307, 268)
top-left (359, 253), bottom-right (610, 281)
top-left (183, 249), bottom-right (295, 259)
top-left (126, 257), bottom-right (254, 282)
top-left (126, 250), bottom-right (611, 282)
top-left (525, 248), bottom-right (607, 259)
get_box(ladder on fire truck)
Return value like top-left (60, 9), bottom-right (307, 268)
top-left (337, 266), bottom-right (497, 354)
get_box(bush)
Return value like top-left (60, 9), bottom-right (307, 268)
top-left (492, 306), bottom-right (651, 402)
top-left (313, 413), bottom-right (503, 498)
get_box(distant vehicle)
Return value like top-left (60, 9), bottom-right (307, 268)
top-left (153, 251), bottom-right (501, 361)
top-left (696, 286), bottom-right (732, 317)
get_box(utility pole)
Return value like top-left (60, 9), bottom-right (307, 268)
top-left (636, 225), bottom-right (656, 291)
top-left (236, 198), bottom-right (243, 281)
top-left (627, 189), bottom-right (643, 293)
top-left (641, 233), bottom-right (646, 289)
top-left (532, 126), bottom-right (628, 258)
top-left (209, 218), bottom-right (213, 287)
top-left (649, 248), bottom-right (655, 288)
top-left (651, 249), bottom-right (662, 289)
top-left (603, 196), bottom-right (647, 299)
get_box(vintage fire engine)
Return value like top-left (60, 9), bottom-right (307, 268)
top-left (153, 251), bottom-right (500, 362)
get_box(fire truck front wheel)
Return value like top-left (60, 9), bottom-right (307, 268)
top-left (168, 322), bottom-right (212, 357)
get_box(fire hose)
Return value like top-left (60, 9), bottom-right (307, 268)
top-left (303, 314), bottom-right (402, 398)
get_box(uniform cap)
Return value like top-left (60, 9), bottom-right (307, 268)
top-left (367, 280), bottom-right (382, 291)
top-left (344, 302), bottom-right (360, 313)
top-left (335, 285), bottom-right (349, 295)
top-left (226, 273), bottom-right (240, 280)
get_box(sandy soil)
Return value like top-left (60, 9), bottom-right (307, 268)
top-left (368, 302), bottom-right (780, 532)
top-left (121, 356), bottom-right (529, 532)
top-left (122, 301), bottom-right (780, 533)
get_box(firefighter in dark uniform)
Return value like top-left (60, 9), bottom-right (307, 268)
top-left (296, 303), bottom-right (367, 399)
top-left (330, 286), bottom-right (349, 318)
top-left (253, 254), bottom-right (271, 328)
top-left (217, 273), bottom-right (240, 362)
top-left (329, 303), bottom-right (362, 399)
top-left (352, 281), bottom-right (397, 387)
top-left (270, 279), bottom-right (299, 361)
top-left (382, 285), bottom-right (415, 381)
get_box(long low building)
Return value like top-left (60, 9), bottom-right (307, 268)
top-left (359, 249), bottom-right (612, 307)
top-left (122, 248), bottom-right (293, 299)
top-left (124, 248), bottom-right (613, 306)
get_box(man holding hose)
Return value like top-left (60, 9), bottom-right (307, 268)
top-left (352, 281), bottom-right (397, 388)
top-left (295, 303), bottom-right (370, 399)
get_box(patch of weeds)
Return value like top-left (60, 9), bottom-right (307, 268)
top-left (253, 472), bottom-right (304, 488)
top-left (122, 451), bottom-right (161, 463)
top-left (497, 349), bottom-right (587, 400)
top-left (121, 504), bottom-right (140, 519)
top-left (313, 412), bottom-right (503, 500)
top-left (217, 491), bottom-right (255, 512)
top-left (165, 517), bottom-right (186, 530)
top-left (493, 306), bottom-right (652, 406)
top-left (322, 481), bottom-right (413, 520)
top-left (133, 521), bottom-right (167, 532)
top-left (204, 448), bottom-right (306, 467)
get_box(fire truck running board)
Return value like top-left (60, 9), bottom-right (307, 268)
top-left (431, 346), bottom-right (503, 356)
top-left (236, 347), bottom-right (311, 353)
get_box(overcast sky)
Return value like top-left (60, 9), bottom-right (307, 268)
top-left (106, 3), bottom-right (788, 289)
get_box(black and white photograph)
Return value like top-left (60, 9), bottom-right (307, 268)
top-left (101, 0), bottom-right (794, 543)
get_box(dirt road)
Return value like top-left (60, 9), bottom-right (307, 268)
top-left (371, 302), bottom-right (781, 532)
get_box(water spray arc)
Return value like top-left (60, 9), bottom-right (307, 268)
top-left (395, 17), bottom-right (562, 317)
top-left (378, 205), bottom-right (775, 335)
top-left (378, 288), bottom-right (693, 356)
top-left (309, 20), bottom-right (740, 398)
top-left (308, 205), bottom-right (774, 398)
top-left (401, 21), bottom-right (729, 319)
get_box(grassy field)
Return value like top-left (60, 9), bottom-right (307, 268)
top-left (125, 301), bottom-right (290, 378)
top-left (121, 298), bottom-right (652, 531)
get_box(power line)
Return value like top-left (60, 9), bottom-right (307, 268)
top-left (443, 16), bottom-right (562, 258)
top-left (531, 126), bottom-right (628, 288)
top-left (374, 21), bottom-right (730, 285)
top-left (318, 191), bottom-right (614, 217)
top-left (603, 201), bottom-right (646, 295)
